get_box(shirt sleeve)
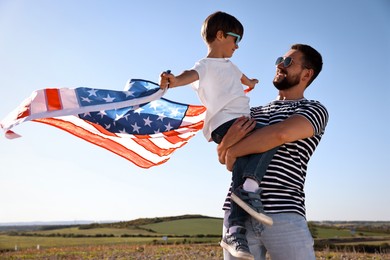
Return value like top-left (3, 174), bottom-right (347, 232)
top-left (296, 101), bottom-right (329, 136)
top-left (190, 60), bottom-right (205, 91)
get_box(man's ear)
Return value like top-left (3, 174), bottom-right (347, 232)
top-left (302, 68), bottom-right (314, 84)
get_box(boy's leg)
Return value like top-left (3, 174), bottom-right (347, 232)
top-left (242, 122), bottom-right (279, 185)
top-left (221, 156), bottom-right (254, 260)
top-left (230, 123), bottom-right (278, 225)
top-left (222, 205), bottom-right (254, 260)
top-left (242, 146), bottom-right (278, 185)
top-left (232, 149), bottom-right (277, 226)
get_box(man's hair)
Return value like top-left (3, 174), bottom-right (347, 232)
top-left (201, 11), bottom-right (244, 44)
top-left (291, 44), bottom-right (323, 86)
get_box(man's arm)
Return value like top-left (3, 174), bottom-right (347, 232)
top-left (221, 114), bottom-right (315, 171)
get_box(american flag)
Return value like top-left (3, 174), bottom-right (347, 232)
top-left (1, 79), bottom-right (206, 168)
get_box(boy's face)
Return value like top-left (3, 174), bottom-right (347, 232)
top-left (220, 32), bottom-right (239, 58)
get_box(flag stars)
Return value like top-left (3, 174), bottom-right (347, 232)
top-left (131, 122), bottom-right (141, 133)
top-left (115, 113), bottom-right (124, 121)
top-left (143, 116), bottom-right (153, 127)
top-left (149, 101), bottom-right (160, 110)
top-left (164, 122), bottom-right (173, 131)
top-left (119, 128), bottom-right (128, 134)
top-left (81, 97), bottom-right (92, 103)
top-left (134, 107), bottom-right (144, 114)
top-left (170, 107), bottom-right (181, 117)
top-left (124, 90), bottom-right (135, 97)
top-left (87, 89), bottom-right (98, 96)
top-left (157, 113), bottom-right (166, 121)
top-left (103, 94), bottom-right (115, 103)
top-left (98, 110), bottom-right (107, 119)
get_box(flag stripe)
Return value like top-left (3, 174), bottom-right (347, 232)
top-left (132, 137), bottom-right (175, 157)
top-left (16, 105), bottom-right (30, 120)
top-left (45, 89), bottom-right (62, 111)
top-left (60, 88), bottom-right (80, 109)
top-left (34, 117), bottom-right (163, 168)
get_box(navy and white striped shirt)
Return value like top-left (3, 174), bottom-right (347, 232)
top-left (223, 98), bottom-right (329, 218)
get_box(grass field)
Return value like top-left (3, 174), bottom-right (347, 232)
top-left (1, 216), bottom-right (389, 259)
top-left (1, 244), bottom-right (389, 259)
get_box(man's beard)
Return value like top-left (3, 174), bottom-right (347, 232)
top-left (273, 72), bottom-right (300, 90)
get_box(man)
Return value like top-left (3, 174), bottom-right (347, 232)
top-left (218, 44), bottom-right (329, 260)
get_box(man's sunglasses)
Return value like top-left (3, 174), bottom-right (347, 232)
top-left (226, 32), bottom-right (241, 44)
top-left (275, 56), bottom-right (309, 69)
top-left (275, 56), bottom-right (294, 67)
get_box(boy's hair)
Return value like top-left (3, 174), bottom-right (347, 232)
top-left (201, 11), bottom-right (244, 44)
top-left (291, 44), bottom-right (323, 87)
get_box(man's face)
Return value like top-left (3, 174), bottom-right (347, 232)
top-left (273, 50), bottom-right (305, 90)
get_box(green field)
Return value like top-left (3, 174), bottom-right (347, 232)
top-left (315, 226), bottom-right (389, 239)
top-left (1, 215), bottom-right (389, 255)
top-left (142, 218), bottom-right (222, 235)
top-left (0, 216), bottom-right (223, 251)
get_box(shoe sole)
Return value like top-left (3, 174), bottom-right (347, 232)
top-left (231, 193), bottom-right (273, 226)
top-left (220, 240), bottom-right (254, 260)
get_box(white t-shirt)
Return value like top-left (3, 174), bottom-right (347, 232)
top-left (191, 58), bottom-right (250, 141)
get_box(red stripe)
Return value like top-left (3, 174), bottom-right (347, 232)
top-left (33, 118), bottom-right (161, 168)
top-left (185, 105), bottom-right (206, 116)
top-left (45, 89), bottom-right (62, 111)
top-left (132, 137), bottom-right (177, 157)
top-left (16, 105), bottom-right (31, 119)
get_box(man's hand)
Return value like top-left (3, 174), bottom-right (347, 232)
top-left (225, 150), bottom-right (237, 172)
top-left (217, 116), bottom-right (256, 167)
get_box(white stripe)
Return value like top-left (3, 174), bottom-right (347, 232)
top-left (30, 89), bottom-right (47, 114)
top-left (181, 112), bottom-right (206, 126)
top-left (57, 115), bottom-right (171, 164)
top-left (60, 88), bottom-right (79, 110)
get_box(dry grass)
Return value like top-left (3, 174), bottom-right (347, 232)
top-left (1, 244), bottom-right (390, 260)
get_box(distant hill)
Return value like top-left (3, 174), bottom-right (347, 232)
top-left (83, 214), bottom-right (221, 229)
top-left (0, 215), bottom-right (223, 234)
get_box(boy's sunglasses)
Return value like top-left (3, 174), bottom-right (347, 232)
top-left (275, 56), bottom-right (294, 67)
top-left (226, 32), bottom-right (241, 44)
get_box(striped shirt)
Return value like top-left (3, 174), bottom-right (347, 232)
top-left (222, 98), bottom-right (329, 218)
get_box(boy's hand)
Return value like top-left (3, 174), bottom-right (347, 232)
top-left (248, 78), bottom-right (259, 89)
top-left (241, 74), bottom-right (259, 90)
top-left (159, 71), bottom-right (175, 89)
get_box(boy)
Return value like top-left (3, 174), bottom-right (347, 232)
top-left (159, 11), bottom-right (277, 260)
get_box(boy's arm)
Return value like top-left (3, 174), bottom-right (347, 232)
top-left (159, 70), bottom-right (199, 89)
top-left (241, 74), bottom-right (259, 90)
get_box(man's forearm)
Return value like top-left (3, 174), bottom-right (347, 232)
top-left (227, 124), bottom-right (283, 159)
top-left (228, 115), bottom-right (314, 158)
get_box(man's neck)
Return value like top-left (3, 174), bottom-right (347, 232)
top-left (276, 89), bottom-right (304, 101)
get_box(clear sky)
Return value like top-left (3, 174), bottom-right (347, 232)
top-left (0, 0), bottom-right (389, 223)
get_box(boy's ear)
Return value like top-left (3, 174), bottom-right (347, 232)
top-left (216, 30), bottom-right (225, 41)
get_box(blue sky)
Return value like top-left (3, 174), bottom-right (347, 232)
top-left (0, 0), bottom-right (389, 223)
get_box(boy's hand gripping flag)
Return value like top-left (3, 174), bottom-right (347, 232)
top-left (0, 79), bottom-right (206, 168)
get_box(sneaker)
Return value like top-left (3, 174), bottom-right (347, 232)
top-left (220, 227), bottom-right (254, 260)
top-left (231, 187), bottom-right (273, 226)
